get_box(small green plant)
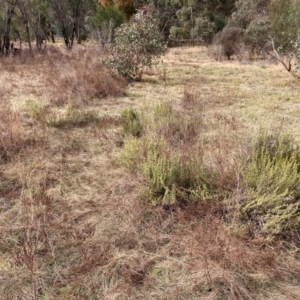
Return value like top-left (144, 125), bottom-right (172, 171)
top-left (27, 100), bottom-right (48, 125)
top-left (241, 133), bottom-right (300, 239)
top-left (119, 136), bottom-right (143, 169)
top-left (48, 105), bottom-right (101, 129)
top-left (141, 149), bottom-right (211, 206)
top-left (27, 102), bottom-right (101, 129)
top-left (121, 108), bottom-right (143, 137)
top-left (108, 6), bottom-right (166, 80)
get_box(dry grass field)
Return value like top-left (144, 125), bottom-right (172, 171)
top-left (1, 45), bottom-right (300, 299)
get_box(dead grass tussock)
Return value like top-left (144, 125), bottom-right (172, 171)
top-left (53, 58), bottom-right (126, 104)
top-left (0, 101), bottom-right (25, 162)
top-left (3, 45), bottom-right (127, 110)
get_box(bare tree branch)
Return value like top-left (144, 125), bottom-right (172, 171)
top-left (268, 35), bottom-right (300, 78)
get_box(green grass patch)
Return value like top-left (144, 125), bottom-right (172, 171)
top-left (121, 108), bottom-right (143, 137)
top-left (27, 102), bottom-right (101, 129)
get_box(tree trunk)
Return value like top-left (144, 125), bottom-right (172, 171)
top-left (62, 26), bottom-right (71, 49)
top-left (74, 2), bottom-right (81, 44)
top-left (25, 22), bottom-right (32, 51)
top-left (3, 1), bottom-right (17, 55)
top-left (17, 0), bottom-right (32, 51)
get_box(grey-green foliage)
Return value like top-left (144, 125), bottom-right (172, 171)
top-left (232, 0), bottom-right (269, 29)
top-left (232, 0), bottom-right (300, 54)
top-left (191, 16), bottom-right (216, 44)
top-left (169, 0), bottom-right (204, 41)
top-left (121, 134), bottom-right (211, 206)
top-left (120, 102), bottom-right (213, 206)
top-left (242, 134), bottom-right (300, 239)
top-left (146, 0), bottom-right (180, 40)
top-left (138, 0), bottom-right (233, 42)
top-left (244, 16), bottom-right (270, 52)
top-left (93, 5), bottom-right (124, 27)
top-left (168, 0), bottom-right (235, 42)
top-left (47, 105), bottom-right (101, 129)
top-left (268, 0), bottom-right (300, 52)
top-left (231, 0), bottom-right (270, 52)
top-left (108, 7), bottom-right (166, 80)
top-left (141, 148), bottom-right (210, 206)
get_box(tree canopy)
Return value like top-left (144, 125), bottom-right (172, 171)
top-left (1, 0), bottom-right (300, 59)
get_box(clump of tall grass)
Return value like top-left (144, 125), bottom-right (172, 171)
top-left (0, 101), bottom-right (24, 162)
top-left (27, 102), bottom-right (101, 129)
top-left (121, 108), bottom-right (143, 137)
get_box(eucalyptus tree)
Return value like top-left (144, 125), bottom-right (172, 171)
top-left (148, 0), bottom-right (180, 40)
top-left (48, 0), bottom-right (97, 48)
top-left (17, 0), bottom-right (52, 50)
top-left (168, 0), bottom-right (207, 41)
top-left (0, 0), bottom-right (100, 53)
top-left (108, 6), bottom-right (166, 80)
top-left (267, 0), bottom-right (300, 77)
top-left (92, 4), bottom-right (124, 44)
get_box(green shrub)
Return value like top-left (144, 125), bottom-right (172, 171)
top-left (108, 7), bottom-right (166, 80)
top-left (120, 102), bottom-right (212, 206)
top-left (141, 149), bottom-right (211, 206)
top-left (241, 134), bottom-right (300, 239)
top-left (121, 108), bottom-right (143, 137)
top-left (244, 16), bottom-right (270, 52)
top-left (268, 0), bottom-right (300, 52)
top-left (119, 136), bottom-right (143, 169)
top-left (192, 16), bottom-right (217, 44)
